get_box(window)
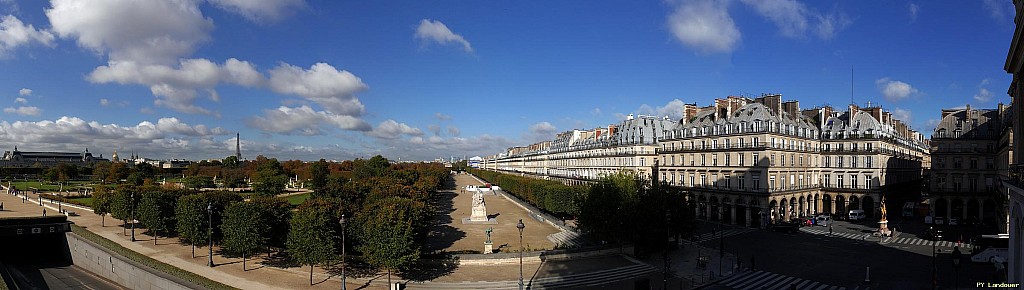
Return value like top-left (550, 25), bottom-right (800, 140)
top-left (824, 174), bottom-right (831, 187)
top-left (850, 175), bottom-right (858, 189)
top-left (713, 154), bottom-right (718, 166)
top-left (700, 174), bottom-right (707, 187)
top-left (753, 153), bottom-right (760, 166)
top-left (970, 177), bottom-right (978, 192)
top-left (865, 156), bottom-right (872, 168)
top-left (752, 175), bottom-right (760, 190)
top-left (825, 156), bottom-right (830, 167)
top-left (738, 138), bottom-right (744, 147)
top-left (799, 155), bottom-right (804, 166)
top-left (954, 158), bottom-right (963, 168)
top-left (725, 174), bottom-right (731, 188)
top-left (713, 140), bottom-right (718, 149)
top-left (864, 175), bottom-right (871, 189)
top-left (771, 154), bottom-right (776, 166)
top-left (739, 153), bottom-right (744, 166)
top-left (837, 175), bottom-right (844, 188)
top-left (691, 154), bottom-right (695, 166)
top-left (738, 174), bottom-right (745, 189)
top-left (936, 158), bottom-right (945, 168)
top-left (712, 174), bottom-right (719, 188)
top-left (725, 154), bottom-right (730, 166)
top-left (838, 156), bottom-right (844, 168)
top-left (867, 143), bottom-right (873, 151)
top-left (987, 158), bottom-right (995, 170)
top-left (851, 156), bottom-right (857, 168)
top-left (769, 175), bottom-right (776, 189)
top-left (690, 174), bottom-right (695, 187)
top-left (701, 154), bottom-right (706, 166)
top-left (970, 158), bottom-right (978, 169)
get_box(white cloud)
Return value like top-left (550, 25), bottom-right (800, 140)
top-left (923, 118), bottom-right (942, 134)
top-left (18, 88), bottom-right (31, 96)
top-left (392, 134), bottom-right (515, 161)
top-left (428, 124), bottom-right (441, 136)
top-left (591, 108), bottom-right (602, 116)
top-left (87, 58), bottom-right (264, 115)
top-left (435, 112), bottom-right (452, 121)
top-left (891, 108), bottom-right (912, 123)
top-left (46, 0), bottom-right (213, 65)
top-left (99, 98), bottom-right (110, 106)
top-left (155, 117), bottom-right (230, 136)
top-left (636, 99), bottom-right (687, 121)
top-left (667, 0), bottom-right (740, 54)
top-left (268, 62), bottom-right (368, 117)
top-left (14, 97), bottom-right (26, 104)
top-left (740, 0), bottom-right (850, 40)
top-left (529, 121), bottom-right (557, 136)
top-left (974, 79), bottom-right (996, 102)
top-left (974, 88), bottom-right (993, 102)
top-left (983, 0), bottom-right (1014, 22)
top-left (875, 77), bottom-right (919, 101)
top-left (447, 125), bottom-right (460, 137)
top-left (368, 119), bottom-right (424, 139)
top-left (908, 3), bottom-right (920, 22)
top-left (246, 105), bottom-right (371, 135)
top-left (0, 15), bottom-right (55, 55)
top-left (3, 106), bottom-right (40, 116)
top-left (415, 19), bottom-right (473, 53)
top-left (207, 0), bottom-right (305, 23)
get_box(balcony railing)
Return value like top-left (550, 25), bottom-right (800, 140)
top-left (1006, 164), bottom-right (1024, 189)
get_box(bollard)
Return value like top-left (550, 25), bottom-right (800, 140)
top-left (863, 266), bottom-right (872, 285)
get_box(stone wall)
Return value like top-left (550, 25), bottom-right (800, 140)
top-left (66, 232), bottom-right (201, 290)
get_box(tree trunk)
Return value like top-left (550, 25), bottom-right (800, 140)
top-left (154, 228), bottom-right (158, 245)
top-left (309, 264), bottom-right (313, 285)
top-left (101, 215), bottom-right (105, 227)
top-left (123, 220), bottom-right (126, 235)
top-left (243, 253), bottom-right (246, 271)
top-left (192, 244), bottom-right (195, 258)
top-left (388, 268), bottom-right (392, 288)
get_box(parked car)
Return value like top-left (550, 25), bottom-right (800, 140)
top-left (814, 215), bottom-right (833, 227)
top-left (848, 209), bottom-right (866, 221)
top-left (772, 222), bottom-right (800, 234)
top-left (949, 218), bottom-right (959, 226)
top-left (972, 248), bottom-right (1008, 263)
top-left (926, 228), bottom-right (944, 241)
top-left (934, 217), bottom-right (946, 225)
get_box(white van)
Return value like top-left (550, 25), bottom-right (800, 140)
top-left (814, 215), bottom-right (833, 226)
top-left (848, 209), bottom-right (866, 221)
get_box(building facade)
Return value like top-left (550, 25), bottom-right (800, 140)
top-left (657, 95), bottom-right (927, 228)
top-left (0, 146), bottom-right (109, 167)
top-left (929, 105), bottom-right (1010, 229)
top-left (1002, 0), bottom-right (1024, 283)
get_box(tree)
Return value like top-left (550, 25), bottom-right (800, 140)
top-left (183, 176), bottom-right (213, 191)
top-left (92, 185), bottom-right (113, 226)
top-left (176, 194), bottom-right (210, 258)
top-left (223, 155), bottom-right (239, 168)
top-left (357, 196), bottom-right (420, 286)
top-left (287, 199), bottom-right (337, 285)
top-left (109, 186), bottom-right (140, 236)
top-left (137, 190), bottom-right (179, 245)
top-left (253, 158), bottom-right (287, 195)
top-left (250, 196), bottom-right (292, 251)
top-left (221, 201), bottom-right (267, 271)
top-left (310, 159), bottom-right (329, 196)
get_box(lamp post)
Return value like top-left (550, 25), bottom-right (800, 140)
top-left (207, 203), bottom-right (214, 267)
top-left (951, 246), bottom-right (962, 289)
top-left (130, 192), bottom-right (136, 241)
top-left (932, 239), bottom-right (942, 290)
top-left (517, 219), bottom-right (525, 290)
top-left (339, 214), bottom-right (347, 290)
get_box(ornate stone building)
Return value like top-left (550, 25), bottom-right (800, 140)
top-left (1002, 0), bottom-right (1024, 282)
top-left (657, 94), bottom-right (928, 228)
top-left (0, 146), bottom-right (109, 167)
top-left (928, 105), bottom-right (1010, 228)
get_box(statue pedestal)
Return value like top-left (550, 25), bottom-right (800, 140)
top-left (470, 206), bottom-right (488, 222)
top-left (484, 242), bottom-right (493, 254)
top-left (878, 220), bottom-right (891, 236)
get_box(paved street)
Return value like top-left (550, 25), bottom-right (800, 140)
top-left (688, 220), bottom-right (1000, 289)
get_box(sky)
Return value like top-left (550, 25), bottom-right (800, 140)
top-left (0, 0), bottom-right (1017, 162)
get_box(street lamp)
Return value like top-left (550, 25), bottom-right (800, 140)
top-left (951, 246), bottom-right (962, 290)
top-left (517, 219), bottom-right (525, 290)
top-left (130, 192), bottom-right (136, 242)
top-left (339, 214), bottom-right (347, 290)
top-left (932, 239), bottom-right (942, 290)
top-left (207, 203), bottom-right (214, 267)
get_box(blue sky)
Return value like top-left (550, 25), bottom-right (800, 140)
top-left (0, 0), bottom-right (1016, 161)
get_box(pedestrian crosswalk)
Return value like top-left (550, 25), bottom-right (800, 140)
top-left (801, 227), bottom-right (871, 240)
top-left (715, 270), bottom-right (848, 290)
top-left (886, 237), bottom-right (971, 249)
top-left (693, 228), bottom-right (757, 243)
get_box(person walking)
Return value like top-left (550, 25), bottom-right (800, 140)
top-left (828, 223), bottom-right (833, 236)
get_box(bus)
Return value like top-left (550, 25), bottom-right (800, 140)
top-left (971, 234), bottom-right (1009, 252)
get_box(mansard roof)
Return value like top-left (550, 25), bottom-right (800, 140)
top-left (934, 108), bottom-right (1000, 138)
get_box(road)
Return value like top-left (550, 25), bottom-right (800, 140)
top-left (692, 220), bottom-right (999, 289)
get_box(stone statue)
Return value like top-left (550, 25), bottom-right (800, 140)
top-left (879, 195), bottom-right (888, 221)
top-left (485, 227), bottom-right (493, 243)
top-left (470, 191), bottom-right (489, 222)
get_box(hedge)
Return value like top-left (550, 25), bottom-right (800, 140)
top-left (467, 169), bottom-right (583, 218)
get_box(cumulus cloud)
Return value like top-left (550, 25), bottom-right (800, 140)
top-left (207, 0), bottom-right (306, 23)
top-left (435, 112), bottom-right (452, 121)
top-left (740, 0), bottom-right (850, 40)
top-left (891, 108), bottom-right (912, 123)
top-left (447, 125), bottom-right (460, 137)
top-left (268, 62), bottom-right (368, 117)
top-left (428, 124), bottom-right (442, 136)
top-left (875, 77), bottom-right (919, 102)
top-left (394, 134), bottom-right (515, 160)
top-left (18, 88), bottom-right (31, 96)
top-left (14, 97), bottom-right (26, 104)
top-left (666, 0), bottom-right (740, 54)
top-left (99, 98), bottom-right (110, 106)
top-left (4, 106), bottom-right (40, 116)
top-left (414, 19), bottom-right (473, 53)
top-left (368, 119), bottom-right (424, 140)
top-left (247, 105), bottom-right (371, 135)
top-left (974, 79), bottom-right (996, 102)
top-left (155, 117), bottom-right (230, 136)
top-left (529, 122), bottom-right (557, 136)
top-left (0, 15), bottom-right (55, 55)
top-left (636, 99), bottom-right (687, 121)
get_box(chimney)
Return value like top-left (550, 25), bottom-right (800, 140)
top-left (781, 100), bottom-right (799, 117)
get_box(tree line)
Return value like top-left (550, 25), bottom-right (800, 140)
top-left (90, 155), bottom-right (448, 285)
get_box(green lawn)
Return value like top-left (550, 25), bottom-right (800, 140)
top-left (67, 196), bottom-right (95, 207)
top-left (286, 192), bottom-right (312, 206)
top-left (4, 180), bottom-right (92, 192)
